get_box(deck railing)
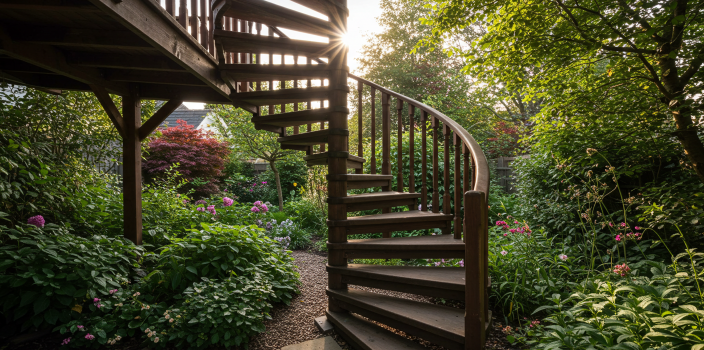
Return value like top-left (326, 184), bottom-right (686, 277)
top-left (347, 74), bottom-right (491, 346)
top-left (160, 0), bottom-right (215, 55)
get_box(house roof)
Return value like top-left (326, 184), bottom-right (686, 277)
top-left (160, 104), bottom-right (212, 129)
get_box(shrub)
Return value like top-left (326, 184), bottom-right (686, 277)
top-left (225, 177), bottom-right (277, 204)
top-left (0, 224), bottom-right (143, 338)
top-left (143, 120), bottom-right (230, 198)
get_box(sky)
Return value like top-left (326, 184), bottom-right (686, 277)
top-left (183, 0), bottom-right (383, 109)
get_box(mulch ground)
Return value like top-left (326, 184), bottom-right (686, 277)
top-left (5, 248), bottom-right (517, 350)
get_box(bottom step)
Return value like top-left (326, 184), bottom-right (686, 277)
top-left (326, 310), bottom-right (425, 350)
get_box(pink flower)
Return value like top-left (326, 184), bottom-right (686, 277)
top-left (503, 233), bottom-right (508, 236)
top-left (109, 289), bottom-right (118, 294)
top-left (509, 229), bottom-right (517, 233)
top-left (615, 234), bottom-right (622, 241)
top-left (558, 254), bottom-right (568, 261)
top-left (613, 264), bottom-right (631, 277)
top-left (77, 325), bottom-right (84, 330)
top-left (197, 207), bottom-right (205, 212)
top-left (459, 260), bottom-right (464, 267)
top-left (514, 221), bottom-right (519, 224)
top-left (251, 206), bottom-right (260, 213)
top-left (85, 333), bottom-right (95, 340)
top-left (182, 199), bottom-right (188, 204)
top-left (61, 338), bottom-right (71, 346)
top-left (500, 250), bottom-right (508, 256)
top-left (620, 222), bottom-right (627, 228)
top-left (261, 204), bottom-right (268, 213)
top-left (93, 298), bottom-right (101, 302)
top-left (223, 197), bottom-right (234, 207)
top-left (262, 181), bottom-right (267, 184)
top-left (634, 226), bottom-right (641, 230)
top-left (27, 215), bottom-right (45, 228)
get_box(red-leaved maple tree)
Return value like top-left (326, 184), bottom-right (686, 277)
top-left (143, 120), bottom-right (230, 197)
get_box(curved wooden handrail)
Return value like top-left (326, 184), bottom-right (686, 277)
top-left (348, 73), bottom-right (490, 198)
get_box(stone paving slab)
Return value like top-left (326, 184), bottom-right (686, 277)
top-left (281, 336), bottom-right (342, 350)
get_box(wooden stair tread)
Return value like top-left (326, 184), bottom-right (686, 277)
top-left (329, 234), bottom-right (464, 250)
top-left (221, 63), bottom-right (329, 83)
top-left (217, 0), bottom-right (334, 37)
top-left (325, 310), bottom-right (426, 350)
top-left (215, 30), bottom-right (330, 58)
top-left (327, 288), bottom-right (464, 345)
top-left (327, 264), bottom-right (464, 291)
top-left (277, 128), bottom-right (348, 145)
top-left (328, 191), bottom-right (420, 204)
top-left (304, 152), bottom-right (365, 169)
top-left (232, 86), bottom-right (331, 105)
top-left (328, 210), bottom-right (453, 227)
top-left (252, 108), bottom-right (330, 127)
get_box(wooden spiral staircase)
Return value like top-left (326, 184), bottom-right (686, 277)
top-left (210, 1), bottom-right (492, 349)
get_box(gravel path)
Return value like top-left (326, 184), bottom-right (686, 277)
top-left (248, 249), bottom-right (517, 350)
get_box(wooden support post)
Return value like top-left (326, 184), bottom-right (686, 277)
top-left (396, 99), bottom-right (403, 192)
top-left (356, 80), bottom-right (363, 174)
top-left (326, 0), bottom-right (348, 313)
top-left (122, 85), bottom-right (142, 245)
top-left (443, 125), bottom-right (451, 212)
top-left (420, 110), bottom-right (428, 210)
top-left (465, 191), bottom-right (487, 350)
top-left (381, 93), bottom-right (391, 176)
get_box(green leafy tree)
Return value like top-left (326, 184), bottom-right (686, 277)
top-left (209, 105), bottom-right (296, 211)
top-left (420, 0), bottom-right (704, 183)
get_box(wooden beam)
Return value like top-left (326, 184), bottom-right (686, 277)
top-left (0, 26), bottom-right (128, 95)
top-left (139, 99), bottom-right (183, 141)
top-left (138, 84), bottom-right (235, 104)
top-left (11, 28), bottom-right (154, 50)
top-left (105, 70), bottom-right (208, 86)
top-left (90, 85), bottom-right (125, 138)
top-left (1, 73), bottom-right (89, 91)
top-left (0, 0), bottom-right (99, 12)
top-left (122, 85), bottom-right (143, 245)
top-left (88, 0), bottom-right (231, 99)
top-left (67, 53), bottom-right (186, 72)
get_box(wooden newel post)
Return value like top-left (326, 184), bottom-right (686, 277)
top-left (123, 86), bottom-right (143, 245)
top-left (464, 190), bottom-right (486, 350)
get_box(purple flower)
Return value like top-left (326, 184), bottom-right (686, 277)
top-left (224, 189), bottom-right (228, 192)
top-left (251, 206), bottom-right (260, 213)
top-left (262, 181), bottom-right (267, 184)
top-left (249, 189), bottom-right (253, 192)
top-left (459, 260), bottom-right (464, 267)
top-left (27, 215), bottom-right (45, 228)
top-left (61, 338), bottom-right (71, 346)
top-left (266, 222), bottom-right (273, 230)
top-left (223, 197), bottom-right (234, 207)
top-left (85, 333), bottom-right (95, 341)
top-left (182, 199), bottom-right (188, 204)
top-left (197, 207), bottom-right (205, 212)
top-left (109, 289), bottom-right (118, 294)
top-left (77, 325), bottom-right (84, 330)
top-left (207, 205), bottom-right (216, 215)
top-left (261, 204), bottom-right (268, 213)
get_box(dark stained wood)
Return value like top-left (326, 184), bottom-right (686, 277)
top-left (432, 117), bottom-right (439, 213)
top-left (251, 107), bottom-right (330, 127)
top-left (327, 288), bottom-right (465, 349)
top-left (220, 63), bottom-right (329, 82)
top-left (277, 128), bottom-right (347, 146)
top-left (327, 210), bottom-right (453, 227)
top-left (200, 0), bottom-right (209, 50)
top-left (139, 99), bottom-right (183, 141)
top-left (370, 87), bottom-right (377, 174)
top-left (328, 233), bottom-right (463, 251)
top-left (326, 311), bottom-right (426, 350)
top-left (381, 93), bottom-right (391, 176)
top-left (0, 0), bottom-right (99, 12)
top-left (409, 105), bottom-right (415, 195)
top-left (178, 0), bottom-right (188, 29)
top-left (89, 85), bottom-right (124, 138)
top-left (233, 85), bottom-right (331, 105)
top-left (342, 221), bottom-right (450, 236)
top-left (397, 99), bottom-right (404, 192)
top-left (328, 191), bottom-right (420, 204)
top-left (11, 28), bottom-right (155, 50)
top-left (68, 53), bottom-right (186, 72)
top-left (357, 80), bottom-right (363, 174)
top-left (105, 70), bottom-right (206, 86)
top-left (443, 125), bottom-right (451, 218)
top-left (304, 152), bottom-right (363, 169)
top-left (327, 174), bottom-right (391, 190)
top-left (165, 0), bottom-right (175, 15)
top-left (346, 180), bottom-right (391, 190)
top-left (421, 111), bottom-right (428, 210)
top-left (465, 191), bottom-right (487, 350)
top-left (219, 0), bottom-right (334, 37)
top-left (90, 0), bottom-right (231, 99)
top-left (454, 134), bottom-right (462, 239)
top-left (122, 85), bottom-right (142, 246)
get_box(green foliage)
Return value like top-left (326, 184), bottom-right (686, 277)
top-left (260, 157), bottom-right (308, 201)
top-left (0, 224), bottom-right (143, 337)
top-left (151, 223), bottom-right (299, 305)
top-left (524, 259), bottom-right (704, 350)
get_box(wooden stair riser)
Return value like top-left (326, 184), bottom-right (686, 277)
top-left (341, 221), bottom-right (450, 235)
top-left (278, 129), bottom-right (348, 146)
top-left (340, 249), bottom-right (465, 260)
top-left (343, 198), bottom-right (416, 212)
top-left (347, 180), bottom-right (391, 190)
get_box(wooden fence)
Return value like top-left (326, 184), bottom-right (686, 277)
top-left (494, 155), bottom-right (529, 193)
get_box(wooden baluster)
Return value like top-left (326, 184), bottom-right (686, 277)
top-left (208, 4), bottom-right (214, 54)
top-left (166, 0), bottom-right (175, 16)
top-left (465, 191), bottom-right (487, 350)
top-left (293, 54), bottom-right (299, 135)
top-left (443, 125), bottom-right (451, 219)
top-left (200, 0), bottom-right (208, 48)
top-left (432, 118), bottom-right (439, 213)
top-left (396, 99), bottom-right (403, 192)
top-left (464, 144), bottom-right (470, 194)
top-left (178, 0), bottom-right (188, 29)
top-left (420, 110), bottom-right (428, 210)
top-left (382, 93), bottom-right (391, 176)
top-left (409, 105), bottom-right (415, 196)
top-left (307, 58), bottom-right (313, 153)
top-left (472, 155), bottom-right (477, 189)
top-left (370, 87), bottom-right (376, 174)
top-left (190, 0), bottom-right (199, 40)
top-left (357, 80), bottom-right (363, 160)
top-left (319, 77), bottom-right (325, 151)
top-left (454, 134), bottom-right (462, 239)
